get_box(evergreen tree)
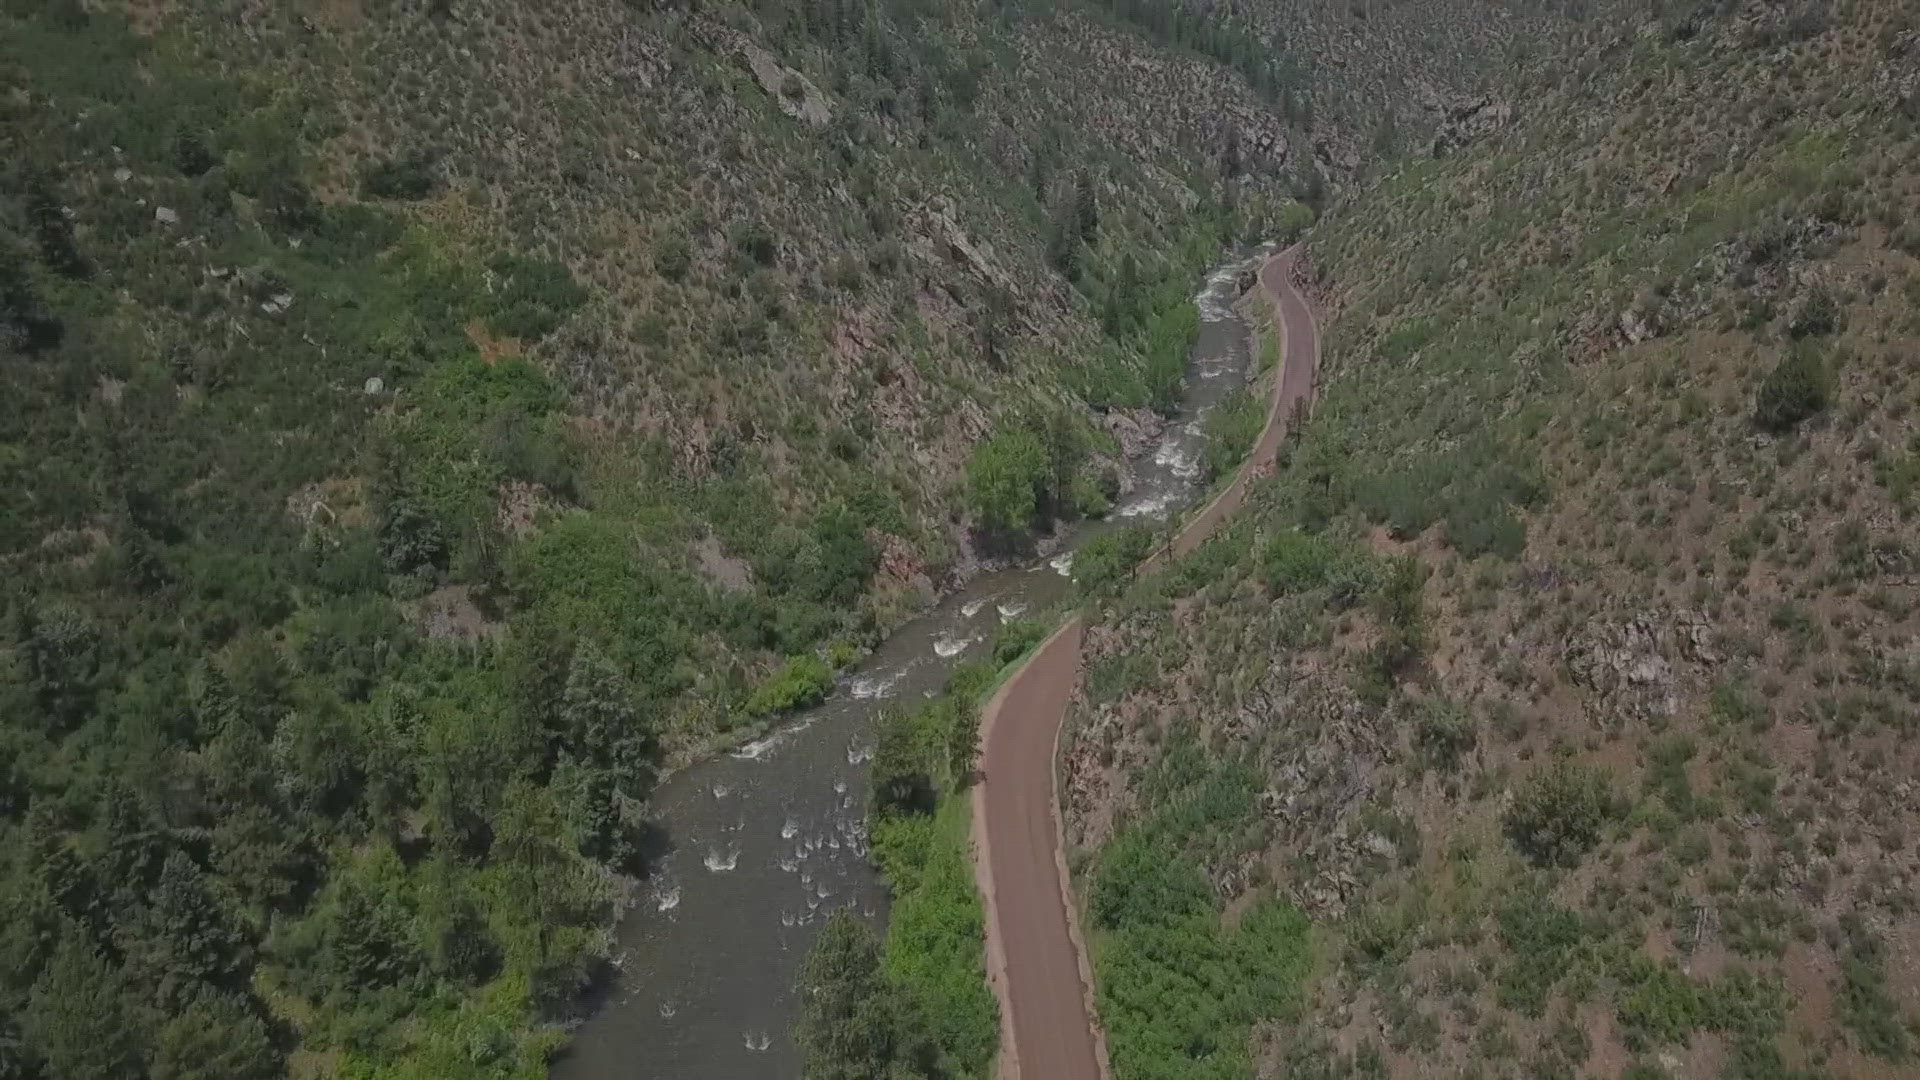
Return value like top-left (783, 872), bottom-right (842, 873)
top-left (145, 990), bottom-right (279, 1080)
top-left (23, 929), bottom-right (143, 1079)
top-left (114, 852), bottom-right (254, 1010)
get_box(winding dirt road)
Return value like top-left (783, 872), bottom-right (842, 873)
top-left (971, 246), bottom-right (1321, 1080)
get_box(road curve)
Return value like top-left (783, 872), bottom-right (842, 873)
top-left (971, 246), bottom-right (1321, 1080)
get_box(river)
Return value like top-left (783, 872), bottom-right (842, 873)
top-left (548, 246), bottom-right (1270, 1079)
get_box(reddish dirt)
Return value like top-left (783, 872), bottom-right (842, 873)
top-left (972, 247), bottom-right (1320, 1080)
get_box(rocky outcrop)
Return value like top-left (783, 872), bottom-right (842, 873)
top-left (1563, 608), bottom-right (1719, 720)
top-left (1428, 95), bottom-right (1513, 157)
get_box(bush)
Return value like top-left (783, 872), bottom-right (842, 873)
top-left (1201, 390), bottom-right (1264, 482)
top-left (1414, 697), bottom-right (1476, 772)
top-left (1073, 526), bottom-right (1156, 600)
top-left (1754, 343), bottom-right (1831, 431)
top-left (1262, 530), bottom-right (1374, 605)
top-left (1504, 761), bottom-right (1620, 868)
top-left (743, 653), bottom-right (833, 717)
top-left (1364, 556), bottom-right (1427, 689)
top-left (965, 426), bottom-right (1048, 537)
top-left (486, 254), bottom-right (587, 341)
top-left (359, 153), bottom-right (438, 200)
top-left (654, 232), bottom-right (692, 281)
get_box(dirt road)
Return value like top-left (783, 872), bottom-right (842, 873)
top-left (972, 246), bottom-right (1320, 1080)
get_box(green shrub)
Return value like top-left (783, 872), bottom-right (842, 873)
top-left (654, 232), bottom-right (692, 281)
top-left (1074, 526), bottom-right (1156, 600)
top-left (1201, 390), bottom-right (1264, 481)
top-left (485, 254), bottom-right (587, 341)
top-left (1495, 888), bottom-right (1583, 1017)
top-left (1754, 342), bottom-right (1831, 431)
top-left (1503, 761), bottom-right (1620, 868)
top-left (1414, 697), bottom-right (1476, 772)
top-left (1262, 530), bottom-right (1374, 605)
top-left (744, 653), bottom-right (834, 717)
top-left (965, 425), bottom-right (1048, 537)
top-left (359, 153), bottom-right (438, 200)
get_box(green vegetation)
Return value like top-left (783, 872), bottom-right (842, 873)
top-left (1201, 389), bottom-right (1265, 482)
top-left (1088, 735), bottom-right (1311, 1080)
top-left (965, 425), bottom-right (1051, 538)
top-left (1754, 340), bottom-right (1833, 432)
top-left (1503, 761), bottom-right (1622, 869)
top-left (800, 619), bottom-right (1056, 1079)
top-left (1073, 526), bottom-right (1159, 600)
top-left (744, 654), bottom-right (836, 718)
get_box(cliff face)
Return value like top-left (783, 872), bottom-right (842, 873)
top-left (1065, 1), bottom-right (1920, 1075)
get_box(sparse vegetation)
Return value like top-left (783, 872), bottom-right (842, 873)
top-left (1062, 2), bottom-right (1920, 1075)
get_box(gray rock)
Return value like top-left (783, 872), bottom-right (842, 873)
top-left (154, 206), bottom-right (179, 226)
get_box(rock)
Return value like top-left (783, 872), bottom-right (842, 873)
top-left (1430, 96), bottom-right (1513, 157)
top-left (363, 376), bottom-right (384, 395)
top-left (260, 292), bottom-right (294, 315)
top-left (740, 43), bottom-right (830, 127)
top-left (1619, 306), bottom-right (1662, 344)
top-left (1102, 408), bottom-right (1166, 463)
top-left (1365, 833), bottom-right (1398, 860)
top-left (154, 206), bottom-right (179, 225)
top-left (113, 167), bottom-right (132, 183)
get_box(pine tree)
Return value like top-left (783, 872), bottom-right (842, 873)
top-left (115, 853), bottom-right (254, 1010)
top-left (23, 929), bottom-right (142, 1079)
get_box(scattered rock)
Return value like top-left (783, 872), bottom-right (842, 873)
top-left (113, 167), bottom-right (132, 183)
top-left (260, 292), bottom-right (294, 315)
top-left (362, 376), bottom-right (384, 395)
top-left (154, 206), bottom-right (179, 226)
top-left (1429, 95), bottom-right (1513, 157)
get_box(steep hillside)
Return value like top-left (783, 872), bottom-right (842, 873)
top-left (1064, 2), bottom-right (1920, 1077)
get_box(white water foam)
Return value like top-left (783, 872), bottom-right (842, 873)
top-left (846, 739), bottom-right (873, 765)
top-left (933, 632), bottom-right (977, 658)
top-left (654, 885), bottom-right (681, 912)
top-left (1154, 438), bottom-right (1201, 480)
top-left (781, 910), bottom-right (795, 927)
top-left (659, 1001), bottom-right (676, 1019)
top-left (996, 600), bottom-right (1028, 621)
top-left (744, 1032), bottom-right (771, 1052)
top-left (1193, 263), bottom-right (1245, 321)
top-left (848, 664), bottom-right (911, 699)
top-left (711, 782), bottom-right (730, 799)
top-left (703, 847), bottom-right (740, 873)
top-left (1118, 489), bottom-right (1180, 519)
top-left (778, 856), bottom-right (798, 873)
top-left (1049, 551), bottom-right (1075, 576)
top-left (729, 715), bottom-right (813, 761)
top-left (832, 779), bottom-right (847, 795)
top-left (781, 816), bottom-right (799, 840)
top-left (961, 598), bottom-right (988, 618)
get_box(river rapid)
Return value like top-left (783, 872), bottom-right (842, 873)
top-left (549, 247), bottom-right (1269, 1079)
